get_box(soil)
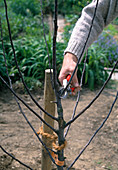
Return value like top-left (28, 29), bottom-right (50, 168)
top-left (0, 82), bottom-right (118, 170)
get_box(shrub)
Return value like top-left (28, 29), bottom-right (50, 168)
top-left (0, 1), bottom-right (49, 41)
top-left (42, 0), bottom-right (91, 15)
top-left (94, 32), bottom-right (118, 68)
top-left (1, 34), bottom-right (110, 90)
top-left (1, 35), bottom-right (65, 86)
top-left (0, 47), bottom-right (8, 87)
top-left (11, 0), bottom-right (40, 17)
top-left (84, 45), bottom-right (109, 90)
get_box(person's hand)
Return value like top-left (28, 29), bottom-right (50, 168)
top-left (58, 52), bottom-right (81, 95)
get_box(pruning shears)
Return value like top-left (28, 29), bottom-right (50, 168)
top-left (59, 74), bottom-right (76, 99)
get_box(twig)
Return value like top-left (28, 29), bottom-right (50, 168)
top-left (3, 0), bottom-right (57, 121)
top-left (52, 0), bottom-right (58, 92)
top-left (65, 52), bottom-right (88, 137)
top-left (0, 75), bottom-right (57, 133)
top-left (0, 17), bottom-right (23, 114)
top-left (65, 59), bottom-right (118, 128)
top-left (17, 104), bottom-right (56, 164)
top-left (40, 0), bottom-right (54, 88)
top-left (68, 91), bottom-right (118, 169)
top-left (0, 145), bottom-right (33, 170)
top-left (1, 17), bottom-right (56, 165)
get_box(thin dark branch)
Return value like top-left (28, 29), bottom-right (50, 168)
top-left (39, 0), bottom-right (54, 89)
top-left (65, 52), bottom-right (88, 137)
top-left (65, 59), bottom-right (118, 128)
top-left (0, 17), bottom-right (56, 163)
top-left (79, 52), bottom-right (88, 87)
top-left (61, 0), bottom-right (99, 96)
top-left (68, 91), bottom-right (118, 169)
top-left (17, 104), bottom-right (56, 164)
top-left (52, 0), bottom-right (58, 92)
top-left (3, 0), bottom-right (57, 121)
top-left (0, 145), bottom-right (33, 170)
top-left (0, 75), bottom-right (57, 133)
top-left (0, 94), bottom-right (56, 166)
top-left (0, 17), bottom-right (23, 113)
top-left (0, 18), bottom-right (11, 86)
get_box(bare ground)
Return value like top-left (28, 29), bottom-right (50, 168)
top-left (0, 82), bottom-right (118, 170)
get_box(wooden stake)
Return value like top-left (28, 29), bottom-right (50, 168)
top-left (41, 69), bottom-right (55, 170)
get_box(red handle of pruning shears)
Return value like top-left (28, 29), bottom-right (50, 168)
top-left (66, 75), bottom-right (75, 92)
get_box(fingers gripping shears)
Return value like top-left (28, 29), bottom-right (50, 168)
top-left (59, 75), bottom-right (75, 99)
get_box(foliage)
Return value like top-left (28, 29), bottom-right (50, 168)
top-left (80, 30), bottom-right (118, 90)
top-left (94, 32), bottom-right (118, 68)
top-left (11, 0), bottom-right (41, 17)
top-left (62, 14), bottom-right (118, 89)
top-left (0, 35), bottom-right (66, 88)
top-left (63, 14), bottom-right (79, 43)
top-left (112, 17), bottom-right (118, 25)
top-left (0, 48), bottom-right (7, 87)
top-left (84, 45), bottom-right (109, 90)
top-left (42, 0), bottom-right (91, 15)
top-left (0, 1), bottom-right (49, 41)
top-left (0, 0), bottom-right (117, 90)
top-left (105, 24), bottom-right (118, 36)
top-left (1, 28), bottom-right (117, 90)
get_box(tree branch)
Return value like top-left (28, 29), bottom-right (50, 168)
top-left (61, 0), bottom-right (99, 96)
top-left (68, 91), bottom-right (118, 169)
top-left (65, 52), bottom-right (88, 137)
top-left (3, 0), bottom-right (57, 121)
top-left (0, 75), bottom-right (57, 133)
top-left (52, 0), bottom-right (58, 93)
top-left (65, 59), bottom-right (118, 128)
top-left (0, 145), bottom-right (33, 170)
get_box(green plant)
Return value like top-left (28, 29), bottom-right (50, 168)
top-left (1, 35), bottom-right (110, 90)
top-left (42, 0), bottom-right (91, 15)
top-left (104, 24), bottom-right (118, 36)
top-left (0, 48), bottom-right (7, 87)
top-left (11, 0), bottom-right (40, 17)
top-left (112, 17), bottom-right (118, 25)
top-left (83, 45), bottom-right (109, 90)
top-left (0, 0), bottom-right (49, 41)
top-left (93, 32), bottom-right (118, 68)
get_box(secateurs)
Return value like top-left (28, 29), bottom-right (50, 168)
top-left (59, 74), bottom-right (76, 99)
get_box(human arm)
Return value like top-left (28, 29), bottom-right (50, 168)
top-left (59, 0), bottom-right (118, 92)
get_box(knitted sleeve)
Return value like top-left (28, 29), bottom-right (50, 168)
top-left (64, 0), bottom-right (118, 62)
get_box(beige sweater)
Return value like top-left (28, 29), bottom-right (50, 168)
top-left (65, 0), bottom-right (118, 61)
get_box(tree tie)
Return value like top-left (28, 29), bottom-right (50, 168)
top-left (37, 126), bottom-right (67, 166)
